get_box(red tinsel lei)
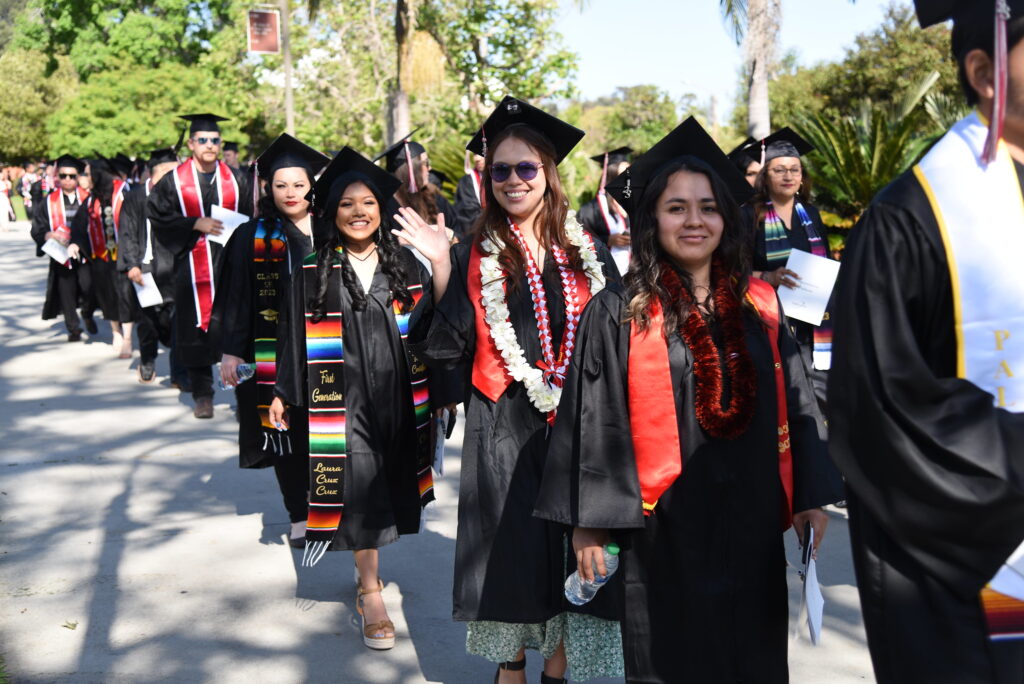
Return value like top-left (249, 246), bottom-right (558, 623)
top-left (659, 260), bottom-right (756, 440)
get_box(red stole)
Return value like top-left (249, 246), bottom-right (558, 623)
top-left (627, 277), bottom-right (795, 528)
top-left (85, 197), bottom-right (109, 261)
top-left (111, 179), bottom-right (127, 239)
top-left (46, 188), bottom-right (89, 268)
top-left (172, 158), bottom-right (238, 331)
top-left (467, 239), bottom-right (594, 403)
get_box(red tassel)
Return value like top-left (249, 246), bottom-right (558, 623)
top-left (403, 141), bottom-right (419, 194)
top-left (598, 152), bottom-right (609, 192)
top-left (251, 162), bottom-right (260, 218)
top-left (984, 0), bottom-right (1012, 165)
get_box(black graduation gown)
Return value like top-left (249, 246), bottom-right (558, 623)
top-left (747, 202), bottom-right (831, 409)
top-left (30, 191), bottom-right (90, 321)
top-left (116, 184), bottom-right (176, 302)
top-left (577, 199), bottom-right (609, 246)
top-left (147, 163), bottom-right (252, 366)
top-left (828, 165), bottom-right (1024, 684)
top-left (409, 239), bottom-right (622, 623)
top-left (212, 218), bottom-right (314, 468)
top-left (275, 248), bottom-right (439, 551)
top-left (69, 198), bottom-right (120, 321)
top-left (535, 285), bottom-right (843, 683)
top-left (453, 174), bottom-right (482, 239)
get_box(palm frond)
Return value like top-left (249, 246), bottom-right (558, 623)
top-left (719, 0), bottom-right (748, 44)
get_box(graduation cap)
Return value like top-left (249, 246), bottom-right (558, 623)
top-left (146, 148), bottom-right (179, 170)
top-left (466, 96), bottom-right (585, 164)
top-left (590, 147), bottom-right (633, 167)
top-left (53, 154), bottom-right (85, 174)
top-left (605, 117), bottom-right (753, 215)
top-left (429, 169), bottom-right (449, 187)
top-left (758, 128), bottom-right (814, 165)
top-left (914, 0), bottom-right (1024, 163)
top-left (255, 133), bottom-right (330, 180)
top-left (111, 153), bottom-right (134, 177)
top-left (179, 113), bottom-right (229, 135)
top-left (374, 128), bottom-right (425, 173)
top-left (223, 141), bottom-right (239, 153)
top-left (727, 137), bottom-right (758, 169)
top-left (309, 146), bottom-right (402, 219)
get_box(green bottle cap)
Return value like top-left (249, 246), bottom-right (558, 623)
top-left (606, 543), bottom-right (620, 555)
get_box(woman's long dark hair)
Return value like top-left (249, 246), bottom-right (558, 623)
top-left (88, 160), bottom-right (116, 207)
top-left (624, 156), bottom-right (751, 334)
top-left (750, 157), bottom-right (813, 225)
top-left (309, 176), bottom-right (412, 322)
top-left (476, 124), bottom-right (582, 289)
top-left (394, 155), bottom-right (441, 225)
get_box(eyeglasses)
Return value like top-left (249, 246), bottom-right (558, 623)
top-left (490, 161), bottom-right (543, 183)
top-left (768, 166), bottom-right (802, 177)
top-left (193, 137), bottom-right (222, 146)
top-left (58, 173), bottom-right (78, 179)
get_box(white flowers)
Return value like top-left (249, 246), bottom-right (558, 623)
top-left (479, 211), bottom-right (605, 415)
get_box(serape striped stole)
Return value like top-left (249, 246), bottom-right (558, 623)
top-left (252, 219), bottom-right (289, 454)
top-left (762, 201), bottom-right (832, 366)
top-left (302, 249), bottom-right (434, 565)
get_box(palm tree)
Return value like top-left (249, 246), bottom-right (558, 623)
top-left (720, 0), bottom-right (780, 140)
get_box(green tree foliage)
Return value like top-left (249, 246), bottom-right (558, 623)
top-left (0, 0), bottom-right (30, 52)
top-left (0, 50), bottom-right (78, 159)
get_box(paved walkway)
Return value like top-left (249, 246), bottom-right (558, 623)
top-left (0, 225), bottom-right (874, 683)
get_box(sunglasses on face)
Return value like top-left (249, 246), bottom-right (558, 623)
top-left (58, 173), bottom-right (78, 179)
top-left (489, 161), bottom-right (543, 183)
top-left (193, 137), bottom-right (221, 146)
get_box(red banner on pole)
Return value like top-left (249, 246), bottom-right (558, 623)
top-left (247, 9), bottom-right (280, 54)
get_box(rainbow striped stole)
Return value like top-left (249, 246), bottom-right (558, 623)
top-left (301, 249), bottom-right (434, 566)
top-left (252, 219), bottom-right (289, 445)
top-left (982, 586), bottom-right (1024, 640)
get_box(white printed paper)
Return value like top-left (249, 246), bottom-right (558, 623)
top-left (776, 249), bottom-right (840, 327)
top-left (433, 409), bottom-right (448, 477)
top-left (796, 527), bottom-right (824, 646)
top-left (132, 272), bottom-right (164, 308)
top-left (42, 238), bottom-right (69, 264)
top-left (207, 205), bottom-right (250, 245)
top-left (989, 538), bottom-right (1024, 601)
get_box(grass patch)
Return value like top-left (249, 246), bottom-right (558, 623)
top-left (0, 651), bottom-right (9, 684)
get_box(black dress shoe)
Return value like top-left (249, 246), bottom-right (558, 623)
top-left (193, 395), bottom-right (214, 419)
top-left (139, 361), bottom-right (156, 384)
top-left (68, 330), bottom-right (82, 342)
top-left (83, 317), bottom-right (98, 334)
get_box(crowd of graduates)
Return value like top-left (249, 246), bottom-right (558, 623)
top-left (9, 1), bottom-right (1024, 682)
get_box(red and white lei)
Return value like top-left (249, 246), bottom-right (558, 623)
top-left (479, 210), bottom-right (606, 414)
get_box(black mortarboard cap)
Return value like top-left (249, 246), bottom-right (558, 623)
top-left (373, 128), bottom-right (425, 172)
top-left (179, 113), bottom-right (229, 135)
top-left (605, 117), bottom-right (753, 212)
top-left (760, 127), bottom-right (814, 163)
top-left (429, 169), bottom-right (449, 186)
top-left (310, 146), bottom-right (402, 214)
top-left (223, 141), bottom-right (239, 153)
top-left (112, 153), bottom-right (134, 177)
top-left (466, 96), bottom-right (585, 163)
top-left (590, 146), bottom-right (633, 166)
top-left (914, 0), bottom-right (1023, 27)
top-left (256, 133), bottom-right (330, 180)
top-left (146, 148), bottom-right (179, 170)
top-left (727, 138), bottom-right (758, 167)
top-left (54, 154), bottom-right (85, 174)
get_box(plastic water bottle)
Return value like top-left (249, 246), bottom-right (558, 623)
top-left (564, 543), bottom-right (620, 606)
top-left (217, 362), bottom-right (255, 390)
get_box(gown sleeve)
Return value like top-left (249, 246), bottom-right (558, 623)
top-left (408, 242), bottom-right (475, 371)
top-left (535, 286), bottom-right (647, 530)
top-left (274, 262), bottom-right (308, 408)
top-left (406, 255), bottom-right (466, 407)
top-left (453, 175), bottom-right (480, 239)
top-left (210, 222), bottom-right (256, 359)
top-left (776, 294), bottom-right (844, 512)
top-left (828, 178), bottom-right (1024, 598)
top-left (68, 205), bottom-right (91, 254)
top-left (148, 172), bottom-right (199, 257)
top-left (116, 190), bottom-right (144, 272)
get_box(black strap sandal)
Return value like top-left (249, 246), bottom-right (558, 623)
top-left (540, 674), bottom-right (567, 684)
top-left (494, 656), bottom-right (526, 683)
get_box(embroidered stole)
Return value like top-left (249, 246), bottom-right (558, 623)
top-left (301, 249), bottom-right (434, 567)
top-left (762, 201), bottom-right (833, 370)
top-left (173, 158), bottom-right (238, 331)
top-left (252, 219), bottom-right (290, 456)
top-left (627, 278), bottom-right (794, 527)
top-left (47, 188), bottom-right (89, 268)
top-left (915, 111), bottom-right (1024, 641)
top-left (85, 197), bottom-right (112, 261)
top-left (467, 240), bottom-right (595, 403)
top-left (111, 178), bottom-right (127, 241)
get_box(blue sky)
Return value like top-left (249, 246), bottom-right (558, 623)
top-left (555, 0), bottom-right (896, 117)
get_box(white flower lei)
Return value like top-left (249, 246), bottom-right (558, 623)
top-left (479, 210), bottom-right (606, 414)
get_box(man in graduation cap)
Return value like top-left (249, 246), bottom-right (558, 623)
top-left (376, 132), bottom-right (461, 241)
top-left (727, 137), bottom-right (761, 187)
top-left (577, 146), bottom-right (633, 274)
top-left (829, 2), bottom-right (1024, 681)
top-left (148, 114), bottom-right (253, 418)
top-left (29, 154), bottom-right (97, 341)
top-left (119, 147), bottom-right (182, 384)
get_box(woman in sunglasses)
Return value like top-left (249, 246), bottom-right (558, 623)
top-left (395, 97), bottom-right (622, 684)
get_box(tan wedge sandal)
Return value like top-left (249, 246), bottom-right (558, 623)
top-left (356, 578), bottom-right (395, 650)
